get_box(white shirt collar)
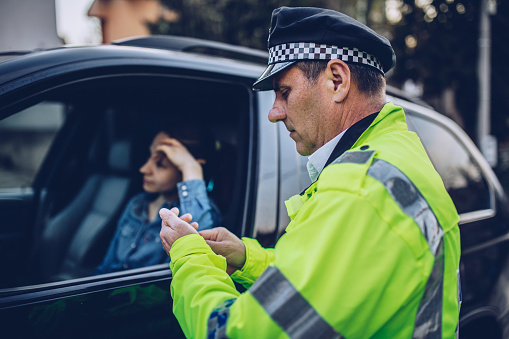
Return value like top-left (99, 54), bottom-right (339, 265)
top-left (306, 129), bottom-right (348, 182)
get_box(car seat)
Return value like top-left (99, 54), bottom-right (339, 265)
top-left (32, 139), bottom-right (133, 282)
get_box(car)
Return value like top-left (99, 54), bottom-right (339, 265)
top-left (0, 35), bottom-right (508, 339)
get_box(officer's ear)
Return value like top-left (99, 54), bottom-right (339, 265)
top-left (325, 59), bottom-right (350, 103)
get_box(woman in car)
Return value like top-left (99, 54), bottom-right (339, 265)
top-left (94, 127), bottom-right (222, 274)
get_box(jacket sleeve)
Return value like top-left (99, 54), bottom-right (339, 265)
top-left (170, 188), bottom-right (434, 339)
top-left (177, 179), bottom-right (222, 231)
top-left (169, 235), bottom-right (240, 339)
top-left (230, 237), bottom-right (274, 289)
top-left (170, 233), bottom-right (289, 339)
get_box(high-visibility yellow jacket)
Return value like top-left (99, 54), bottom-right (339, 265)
top-left (169, 102), bottom-right (461, 338)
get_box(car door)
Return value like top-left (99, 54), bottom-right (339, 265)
top-left (0, 77), bottom-right (189, 339)
top-left (0, 47), bottom-right (260, 338)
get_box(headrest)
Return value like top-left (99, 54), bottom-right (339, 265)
top-left (108, 140), bottom-right (131, 173)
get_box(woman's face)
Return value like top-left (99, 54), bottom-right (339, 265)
top-left (139, 132), bottom-right (182, 196)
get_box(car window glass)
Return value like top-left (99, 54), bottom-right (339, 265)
top-left (0, 102), bottom-right (65, 189)
top-left (406, 112), bottom-right (491, 214)
top-left (0, 74), bottom-right (252, 289)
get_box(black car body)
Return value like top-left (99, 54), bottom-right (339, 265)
top-left (0, 36), bottom-right (508, 338)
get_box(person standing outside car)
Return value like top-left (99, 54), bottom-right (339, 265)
top-left (95, 127), bottom-right (221, 275)
top-left (160, 7), bottom-right (461, 339)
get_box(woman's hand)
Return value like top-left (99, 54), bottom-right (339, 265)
top-left (155, 137), bottom-right (204, 181)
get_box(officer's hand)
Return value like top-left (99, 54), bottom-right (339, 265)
top-left (160, 207), bottom-right (199, 255)
top-left (199, 227), bottom-right (246, 275)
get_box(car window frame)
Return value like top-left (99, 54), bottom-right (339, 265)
top-left (0, 58), bottom-right (260, 305)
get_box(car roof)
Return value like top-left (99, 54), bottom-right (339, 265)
top-left (0, 38), bottom-right (266, 96)
top-left (0, 35), bottom-right (427, 106)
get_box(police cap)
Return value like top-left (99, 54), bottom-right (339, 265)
top-left (252, 7), bottom-right (396, 91)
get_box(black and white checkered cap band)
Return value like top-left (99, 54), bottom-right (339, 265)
top-left (269, 42), bottom-right (383, 73)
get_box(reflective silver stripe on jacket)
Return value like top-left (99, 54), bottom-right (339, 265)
top-left (412, 241), bottom-right (444, 339)
top-left (365, 158), bottom-right (445, 339)
top-left (250, 266), bottom-right (343, 339)
top-left (330, 149), bottom-right (376, 166)
top-left (366, 158), bottom-right (444, 256)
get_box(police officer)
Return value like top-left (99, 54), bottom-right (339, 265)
top-left (159, 7), bottom-right (461, 339)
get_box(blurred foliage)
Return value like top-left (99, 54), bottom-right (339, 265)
top-left (150, 0), bottom-right (369, 49)
top-left (390, 0), bottom-right (509, 144)
top-left (491, 1), bottom-right (509, 141)
top-left (389, 0), bottom-right (509, 188)
top-left (390, 0), bottom-right (481, 138)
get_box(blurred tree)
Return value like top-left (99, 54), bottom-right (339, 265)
top-left (389, 0), bottom-right (481, 136)
top-left (151, 0), bottom-right (299, 49)
top-left (389, 0), bottom-right (509, 190)
top-left (149, 0), bottom-right (375, 49)
top-left (390, 0), bottom-right (508, 147)
top-left (491, 0), bottom-right (509, 141)
top-left (491, 1), bottom-right (509, 191)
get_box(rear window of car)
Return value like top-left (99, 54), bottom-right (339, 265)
top-left (406, 112), bottom-right (491, 215)
top-left (0, 102), bottom-right (65, 189)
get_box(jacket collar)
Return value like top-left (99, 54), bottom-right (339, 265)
top-left (299, 102), bottom-right (406, 195)
top-left (323, 112), bottom-right (378, 169)
top-left (299, 112), bottom-right (378, 195)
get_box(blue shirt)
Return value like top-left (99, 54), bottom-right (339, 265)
top-left (94, 179), bottom-right (222, 274)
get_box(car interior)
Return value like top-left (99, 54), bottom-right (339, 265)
top-left (0, 74), bottom-right (253, 287)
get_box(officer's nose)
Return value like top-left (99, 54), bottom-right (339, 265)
top-left (268, 103), bottom-right (286, 123)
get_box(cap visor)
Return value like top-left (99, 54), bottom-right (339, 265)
top-left (252, 61), bottom-right (296, 91)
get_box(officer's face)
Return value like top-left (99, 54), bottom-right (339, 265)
top-left (268, 66), bottom-right (329, 156)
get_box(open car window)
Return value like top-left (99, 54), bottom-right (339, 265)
top-left (0, 73), bottom-right (253, 289)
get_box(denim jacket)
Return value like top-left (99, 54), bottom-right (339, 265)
top-left (95, 179), bottom-right (222, 274)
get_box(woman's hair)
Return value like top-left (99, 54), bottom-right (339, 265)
top-left (141, 113), bottom-right (217, 183)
